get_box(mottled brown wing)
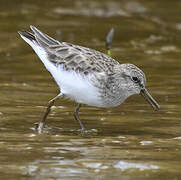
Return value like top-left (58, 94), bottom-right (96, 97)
top-left (30, 26), bottom-right (119, 75)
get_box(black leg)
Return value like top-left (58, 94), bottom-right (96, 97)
top-left (74, 104), bottom-right (86, 132)
top-left (37, 93), bottom-right (63, 133)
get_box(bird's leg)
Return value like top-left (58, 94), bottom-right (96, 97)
top-left (37, 93), bottom-right (63, 133)
top-left (74, 104), bottom-right (86, 132)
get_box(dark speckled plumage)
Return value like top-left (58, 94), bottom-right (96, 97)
top-left (18, 26), bottom-right (160, 133)
top-left (21, 26), bottom-right (119, 76)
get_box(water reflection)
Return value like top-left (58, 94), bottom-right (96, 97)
top-left (114, 161), bottom-right (159, 171)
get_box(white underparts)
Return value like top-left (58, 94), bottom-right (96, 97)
top-left (20, 35), bottom-right (103, 107)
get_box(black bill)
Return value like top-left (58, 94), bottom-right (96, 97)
top-left (140, 88), bottom-right (160, 111)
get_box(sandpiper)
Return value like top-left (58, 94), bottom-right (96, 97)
top-left (18, 26), bottom-right (160, 133)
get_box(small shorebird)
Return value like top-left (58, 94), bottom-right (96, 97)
top-left (18, 26), bottom-right (160, 133)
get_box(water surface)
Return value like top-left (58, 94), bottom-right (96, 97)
top-left (0, 0), bottom-right (181, 179)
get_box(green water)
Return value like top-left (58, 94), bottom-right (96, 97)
top-left (0, 0), bottom-right (181, 179)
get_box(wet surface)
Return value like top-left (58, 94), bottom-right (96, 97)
top-left (0, 0), bottom-right (181, 179)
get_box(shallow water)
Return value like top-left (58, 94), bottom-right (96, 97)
top-left (1, 0), bottom-right (181, 179)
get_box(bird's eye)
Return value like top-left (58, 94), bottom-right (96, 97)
top-left (132, 76), bottom-right (139, 83)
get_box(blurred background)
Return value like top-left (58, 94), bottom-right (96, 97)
top-left (0, 0), bottom-right (181, 179)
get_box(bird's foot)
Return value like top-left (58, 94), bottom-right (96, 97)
top-left (80, 127), bottom-right (88, 135)
top-left (34, 122), bottom-right (45, 134)
top-left (79, 128), bottom-right (98, 136)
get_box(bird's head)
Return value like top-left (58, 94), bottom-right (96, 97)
top-left (118, 63), bottom-right (160, 110)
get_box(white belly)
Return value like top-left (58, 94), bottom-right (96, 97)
top-left (55, 65), bottom-right (103, 107)
top-left (20, 36), bottom-right (103, 107)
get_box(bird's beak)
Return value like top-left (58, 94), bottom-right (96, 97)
top-left (140, 88), bottom-right (160, 110)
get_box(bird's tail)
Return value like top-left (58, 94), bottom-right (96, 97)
top-left (18, 25), bottom-right (60, 50)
